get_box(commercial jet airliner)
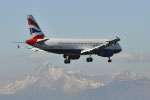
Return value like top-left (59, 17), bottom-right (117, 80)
top-left (17, 15), bottom-right (122, 64)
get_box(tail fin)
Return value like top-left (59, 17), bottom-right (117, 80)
top-left (27, 15), bottom-right (45, 39)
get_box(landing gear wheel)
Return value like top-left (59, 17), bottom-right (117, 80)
top-left (67, 59), bottom-right (70, 63)
top-left (108, 59), bottom-right (112, 63)
top-left (89, 57), bottom-right (93, 62)
top-left (108, 57), bottom-right (112, 63)
top-left (86, 57), bottom-right (93, 62)
top-left (86, 58), bottom-right (90, 62)
top-left (64, 60), bottom-right (67, 64)
top-left (64, 59), bottom-right (71, 64)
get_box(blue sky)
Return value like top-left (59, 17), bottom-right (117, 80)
top-left (0, 0), bottom-right (150, 86)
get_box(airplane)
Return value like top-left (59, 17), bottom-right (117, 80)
top-left (17, 15), bottom-right (122, 64)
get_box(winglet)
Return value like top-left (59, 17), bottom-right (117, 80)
top-left (116, 37), bottom-right (120, 41)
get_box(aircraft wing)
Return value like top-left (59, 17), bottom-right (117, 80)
top-left (81, 37), bottom-right (120, 54)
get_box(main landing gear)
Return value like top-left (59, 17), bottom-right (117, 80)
top-left (86, 57), bottom-right (93, 62)
top-left (64, 59), bottom-right (70, 64)
top-left (86, 57), bottom-right (112, 63)
top-left (63, 54), bottom-right (112, 64)
top-left (108, 57), bottom-right (112, 63)
top-left (64, 55), bottom-right (71, 64)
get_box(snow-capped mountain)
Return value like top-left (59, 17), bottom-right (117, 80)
top-left (0, 62), bottom-right (104, 95)
top-left (0, 62), bottom-right (150, 100)
top-left (78, 72), bottom-right (150, 100)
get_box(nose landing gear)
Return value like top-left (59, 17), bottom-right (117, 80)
top-left (86, 57), bottom-right (93, 62)
top-left (64, 59), bottom-right (70, 64)
top-left (64, 55), bottom-right (71, 64)
top-left (108, 57), bottom-right (112, 63)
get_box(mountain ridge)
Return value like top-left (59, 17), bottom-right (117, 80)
top-left (0, 62), bottom-right (150, 100)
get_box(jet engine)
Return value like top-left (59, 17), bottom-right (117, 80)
top-left (97, 49), bottom-right (114, 57)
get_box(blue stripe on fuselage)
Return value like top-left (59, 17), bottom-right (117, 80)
top-left (43, 49), bottom-right (121, 55)
top-left (44, 49), bottom-right (83, 54)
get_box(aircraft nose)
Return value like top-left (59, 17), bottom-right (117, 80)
top-left (118, 44), bottom-right (122, 52)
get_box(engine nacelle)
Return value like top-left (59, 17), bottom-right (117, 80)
top-left (97, 49), bottom-right (114, 57)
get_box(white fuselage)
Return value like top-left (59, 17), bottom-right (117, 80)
top-left (33, 38), bottom-right (122, 55)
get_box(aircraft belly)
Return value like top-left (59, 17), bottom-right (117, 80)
top-left (37, 44), bottom-right (84, 54)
